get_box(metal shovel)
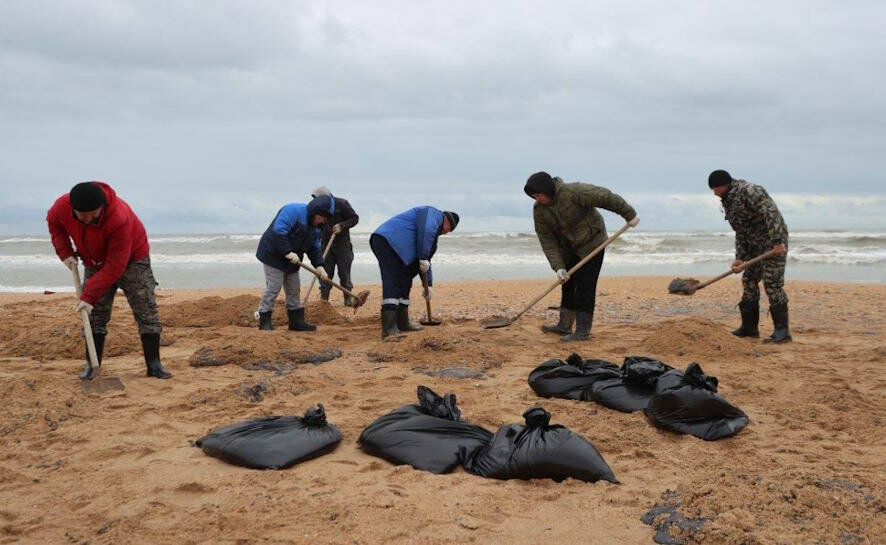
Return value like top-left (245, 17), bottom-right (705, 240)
top-left (419, 272), bottom-right (441, 326)
top-left (482, 222), bottom-right (633, 329)
top-left (70, 264), bottom-right (125, 394)
top-left (668, 248), bottom-right (779, 295)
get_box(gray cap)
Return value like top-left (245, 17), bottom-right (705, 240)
top-left (311, 185), bottom-right (332, 198)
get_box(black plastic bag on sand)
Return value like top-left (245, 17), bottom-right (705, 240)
top-left (196, 404), bottom-right (342, 469)
top-left (462, 407), bottom-right (618, 484)
top-left (645, 363), bottom-right (748, 440)
top-left (358, 386), bottom-right (493, 474)
top-left (589, 356), bottom-right (674, 412)
top-left (528, 353), bottom-right (621, 400)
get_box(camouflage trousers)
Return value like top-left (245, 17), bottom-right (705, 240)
top-left (84, 257), bottom-right (162, 335)
top-left (741, 253), bottom-right (788, 306)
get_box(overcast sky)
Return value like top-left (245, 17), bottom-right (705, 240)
top-left (1, 0), bottom-right (884, 234)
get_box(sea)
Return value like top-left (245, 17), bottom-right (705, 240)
top-left (1, 230), bottom-right (883, 292)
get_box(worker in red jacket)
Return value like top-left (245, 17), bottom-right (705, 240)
top-left (47, 181), bottom-right (172, 380)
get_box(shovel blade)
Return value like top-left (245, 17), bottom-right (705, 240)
top-left (420, 318), bottom-right (442, 326)
top-left (81, 377), bottom-right (125, 395)
top-left (668, 277), bottom-right (700, 296)
top-left (481, 317), bottom-right (514, 329)
top-left (350, 290), bottom-right (370, 311)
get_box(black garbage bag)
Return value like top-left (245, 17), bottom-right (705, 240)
top-left (196, 404), bottom-right (342, 469)
top-left (462, 407), bottom-right (617, 484)
top-left (358, 386), bottom-right (493, 474)
top-left (645, 363), bottom-right (749, 440)
top-left (528, 353), bottom-right (620, 400)
top-left (589, 356), bottom-right (674, 412)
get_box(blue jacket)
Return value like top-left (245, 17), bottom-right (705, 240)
top-left (256, 196), bottom-right (335, 273)
top-left (373, 206), bottom-right (444, 284)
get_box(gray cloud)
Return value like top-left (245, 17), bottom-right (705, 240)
top-left (1, 0), bottom-right (884, 234)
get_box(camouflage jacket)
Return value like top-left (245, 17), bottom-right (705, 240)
top-left (721, 180), bottom-right (788, 260)
top-left (533, 178), bottom-right (637, 271)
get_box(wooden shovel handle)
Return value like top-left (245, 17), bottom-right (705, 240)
top-left (696, 248), bottom-right (781, 291)
top-left (512, 222), bottom-right (633, 322)
top-left (302, 232), bottom-right (337, 305)
top-left (70, 264), bottom-right (100, 374)
top-left (297, 258), bottom-right (357, 297)
top-left (420, 272), bottom-right (433, 320)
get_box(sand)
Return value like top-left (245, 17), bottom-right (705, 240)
top-left (0, 276), bottom-right (884, 544)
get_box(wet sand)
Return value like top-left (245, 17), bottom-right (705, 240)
top-left (1, 276), bottom-right (884, 544)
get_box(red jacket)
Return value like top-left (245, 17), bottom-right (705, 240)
top-left (46, 182), bottom-right (150, 304)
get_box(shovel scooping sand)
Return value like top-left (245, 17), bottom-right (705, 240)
top-left (669, 248), bottom-right (779, 295)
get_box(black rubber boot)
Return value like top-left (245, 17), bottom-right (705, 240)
top-left (764, 302), bottom-right (792, 344)
top-left (141, 333), bottom-right (172, 379)
top-left (319, 289), bottom-right (330, 303)
top-left (344, 293), bottom-right (356, 308)
top-left (80, 333), bottom-right (105, 380)
top-left (288, 308), bottom-right (316, 332)
top-left (397, 304), bottom-right (423, 332)
top-left (542, 308), bottom-right (575, 334)
top-left (560, 311), bottom-right (591, 342)
top-left (732, 300), bottom-right (760, 338)
top-left (258, 311), bottom-right (274, 331)
top-left (381, 308), bottom-right (402, 339)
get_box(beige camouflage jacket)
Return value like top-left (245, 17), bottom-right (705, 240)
top-left (533, 178), bottom-right (637, 271)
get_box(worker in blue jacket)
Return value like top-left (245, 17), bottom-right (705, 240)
top-left (255, 195), bottom-right (334, 331)
top-left (370, 206), bottom-right (460, 338)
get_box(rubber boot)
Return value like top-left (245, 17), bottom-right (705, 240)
top-left (141, 333), bottom-right (172, 379)
top-left (542, 308), bottom-right (575, 334)
top-left (560, 311), bottom-right (591, 342)
top-left (288, 308), bottom-right (316, 332)
top-left (80, 333), bottom-right (105, 380)
top-left (763, 302), bottom-right (792, 344)
top-left (732, 300), bottom-right (760, 338)
top-left (319, 288), bottom-right (330, 303)
top-left (381, 308), bottom-right (402, 339)
top-left (344, 293), bottom-right (356, 308)
top-left (397, 304), bottom-right (423, 332)
top-left (258, 311), bottom-right (274, 331)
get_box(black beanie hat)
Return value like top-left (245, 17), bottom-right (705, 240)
top-left (69, 182), bottom-right (106, 212)
top-left (708, 170), bottom-right (733, 188)
top-left (524, 171), bottom-right (555, 198)
top-left (443, 211), bottom-right (459, 231)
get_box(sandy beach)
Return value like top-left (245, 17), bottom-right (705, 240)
top-left (1, 276), bottom-right (884, 544)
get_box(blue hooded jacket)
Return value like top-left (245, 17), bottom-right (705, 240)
top-left (256, 195), bottom-right (335, 273)
top-left (373, 206), bottom-right (444, 284)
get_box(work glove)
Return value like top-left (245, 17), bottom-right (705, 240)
top-left (332, 223), bottom-right (343, 235)
top-left (62, 256), bottom-right (78, 270)
top-left (556, 269), bottom-right (570, 283)
top-left (419, 259), bottom-right (431, 273)
top-left (316, 268), bottom-right (330, 282)
top-left (74, 300), bottom-right (93, 315)
top-left (628, 216), bottom-right (640, 227)
top-left (285, 252), bottom-right (301, 265)
top-left (423, 286), bottom-right (433, 300)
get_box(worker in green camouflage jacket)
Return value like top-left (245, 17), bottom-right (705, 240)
top-left (524, 171), bottom-right (639, 341)
top-left (709, 170), bottom-right (791, 343)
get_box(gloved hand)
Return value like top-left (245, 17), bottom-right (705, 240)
top-left (317, 268), bottom-right (330, 282)
top-left (423, 286), bottom-right (433, 300)
top-left (74, 300), bottom-right (93, 315)
top-left (556, 269), bottom-right (570, 283)
top-left (332, 223), bottom-right (343, 235)
top-left (628, 216), bottom-right (640, 227)
top-left (285, 252), bottom-right (300, 265)
top-left (419, 259), bottom-right (431, 273)
top-left (62, 256), bottom-right (78, 270)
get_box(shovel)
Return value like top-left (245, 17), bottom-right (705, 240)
top-left (419, 272), bottom-right (441, 326)
top-left (70, 264), bottom-right (125, 394)
top-left (482, 222), bottom-right (634, 329)
top-left (295, 260), bottom-right (370, 312)
top-left (668, 248), bottom-right (779, 295)
top-left (302, 232), bottom-right (337, 305)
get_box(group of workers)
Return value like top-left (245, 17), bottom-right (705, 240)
top-left (46, 169), bottom-right (791, 381)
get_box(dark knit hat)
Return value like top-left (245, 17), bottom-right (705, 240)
top-left (69, 182), bottom-right (106, 212)
top-left (524, 171), bottom-right (555, 198)
top-left (443, 211), bottom-right (460, 231)
top-left (708, 170), bottom-right (733, 188)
